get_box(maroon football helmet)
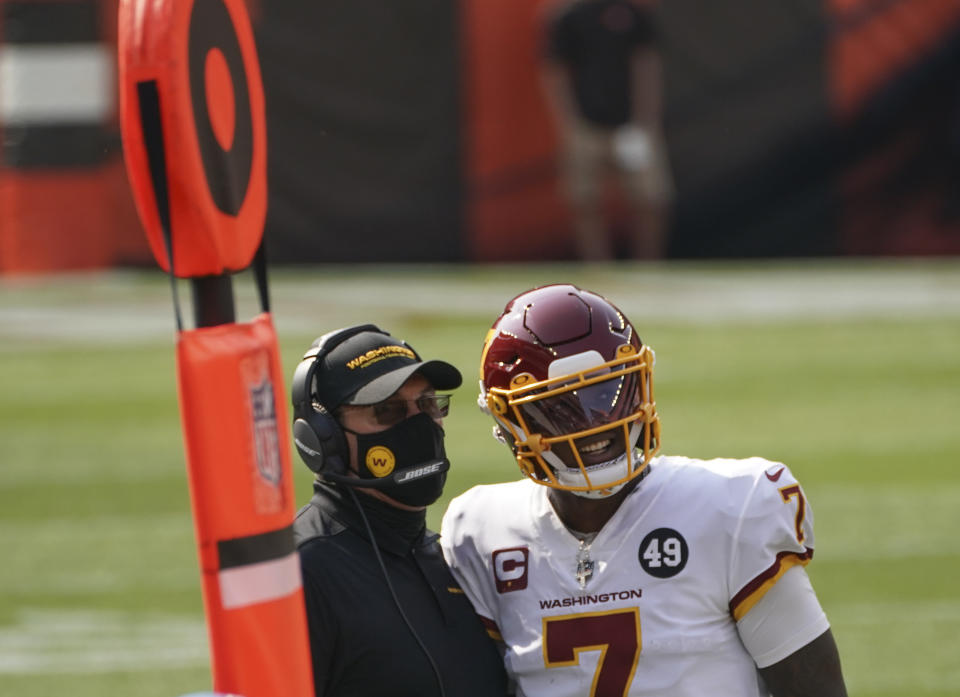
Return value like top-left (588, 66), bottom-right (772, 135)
top-left (479, 285), bottom-right (660, 498)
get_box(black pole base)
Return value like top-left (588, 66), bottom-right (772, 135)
top-left (190, 275), bottom-right (236, 328)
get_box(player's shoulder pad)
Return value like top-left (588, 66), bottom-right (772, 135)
top-left (441, 480), bottom-right (532, 547)
top-left (686, 455), bottom-right (798, 489)
top-left (657, 453), bottom-right (788, 481)
top-left (709, 455), bottom-right (801, 500)
top-left (447, 478), bottom-right (532, 509)
top-left (657, 455), bottom-right (802, 516)
top-left (728, 458), bottom-right (814, 554)
top-left (443, 479), bottom-right (530, 519)
top-left (743, 458), bottom-right (808, 520)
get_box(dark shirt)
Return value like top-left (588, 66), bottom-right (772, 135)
top-left (294, 482), bottom-right (507, 697)
top-left (547, 0), bottom-right (658, 127)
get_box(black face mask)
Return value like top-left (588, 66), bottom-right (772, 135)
top-left (348, 412), bottom-right (449, 507)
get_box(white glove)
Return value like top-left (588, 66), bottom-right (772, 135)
top-left (612, 125), bottom-right (653, 172)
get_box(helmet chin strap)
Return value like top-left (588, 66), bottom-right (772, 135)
top-left (552, 424), bottom-right (645, 499)
top-left (555, 453), bottom-right (638, 499)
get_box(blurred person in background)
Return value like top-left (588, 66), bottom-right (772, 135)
top-left (542, 0), bottom-right (674, 261)
top-left (442, 285), bottom-right (847, 696)
top-left (290, 325), bottom-right (507, 697)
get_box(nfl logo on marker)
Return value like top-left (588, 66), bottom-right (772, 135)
top-left (251, 380), bottom-right (282, 485)
top-left (248, 376), bottom-right (285, 514)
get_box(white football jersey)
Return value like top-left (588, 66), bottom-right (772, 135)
top-left (441, 455), bottom-right (819, 697)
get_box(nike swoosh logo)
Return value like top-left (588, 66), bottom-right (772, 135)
top-left (765, 467), bottom-right (785, 482)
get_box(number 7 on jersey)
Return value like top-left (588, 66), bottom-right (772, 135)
top-left (543, 608), bottom-right (641, 697)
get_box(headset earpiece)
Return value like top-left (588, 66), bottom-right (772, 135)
top-left (290, 324), bottom-right (389, 477)
top-left (292, 410), bottom-right (348, 475)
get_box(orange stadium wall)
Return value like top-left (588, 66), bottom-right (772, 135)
top-left (461, 0), bottom-right (575, 262)
top-left (0, 0), bottom-right (151, 274)
top-left (828, 0), bottom-right (960, 255)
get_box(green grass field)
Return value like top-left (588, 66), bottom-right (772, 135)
top-left (2, 260), bottom-right (959, 696)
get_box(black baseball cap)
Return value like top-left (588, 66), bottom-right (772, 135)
top-left (312, 329), bottom-right (462, 409)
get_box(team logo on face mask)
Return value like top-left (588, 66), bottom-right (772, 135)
top-left (365, 446), bottom-right (396, 477)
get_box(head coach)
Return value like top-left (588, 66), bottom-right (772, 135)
top-left (289, 324), bottom-right (507, 697)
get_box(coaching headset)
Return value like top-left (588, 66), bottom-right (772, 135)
top-left (290, 323), bottom-right (452, 488)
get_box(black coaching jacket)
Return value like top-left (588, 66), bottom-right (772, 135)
top-left (293, 482), bottom-right (508, 697)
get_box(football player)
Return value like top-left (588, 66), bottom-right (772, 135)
top-left (441, 284), bottom-right (847, 697)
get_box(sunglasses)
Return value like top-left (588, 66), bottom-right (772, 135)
top-left (349, 393), bottom-right (452, 427)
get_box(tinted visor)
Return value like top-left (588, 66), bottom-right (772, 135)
top-left (516, 371), bottom-right (642, 438)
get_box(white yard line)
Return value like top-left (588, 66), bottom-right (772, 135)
top-left (1, 599), bottom-right (958, 677)
top-left (830, 599), bottom-right (960, 694)
top-left (830, 599), bottom-right (960, 625)
top-left (1, 262), bottom-right (959, 344)
top-left (0, 609), bottom-right (208, 674)
top-left (807, 485), bottom-right (960, 562)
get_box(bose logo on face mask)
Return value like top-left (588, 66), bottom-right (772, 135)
top-left (492, 547), bottom-right (529, 593)
top-left (395, 461), bottom-right (444, 483)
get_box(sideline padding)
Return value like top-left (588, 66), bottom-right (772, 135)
top-left (119, 0), bottom-right (267, 277)
top-left (177, 312), bottom-right (313, 697)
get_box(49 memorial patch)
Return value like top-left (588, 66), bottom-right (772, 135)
top-left (639, 528), bottom-right (689, 578)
